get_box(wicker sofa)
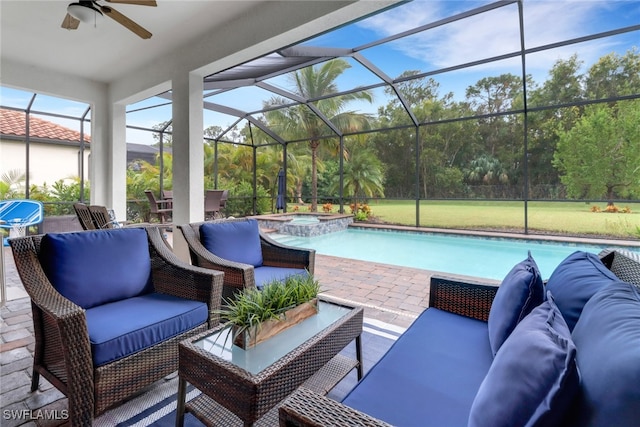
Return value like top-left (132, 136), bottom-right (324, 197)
top-left (9, 226), bottom-right (224, 427)
top-left (280, 248), bottom-right (640, 427)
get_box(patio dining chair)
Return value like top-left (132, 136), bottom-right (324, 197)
top-left (220, 189), bottom-right (229, 210)
top-left (161, 189), bottom-right (173, 209)
top-left (144, 190), bottom-right (172, 224)
top-left (178, 217), bottom-right (315, 302)
top-left (88, 205), bottom-right (125, 229)
top-left (204, 189), bottom-right (225, 220)
top-left (73, 202), bottom-right (97, 230)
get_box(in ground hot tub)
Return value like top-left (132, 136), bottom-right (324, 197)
top-left (255, 213), bottom-right (353, 237)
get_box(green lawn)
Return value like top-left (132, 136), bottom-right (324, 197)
top-left (361, 200), bottom-right (640, 239)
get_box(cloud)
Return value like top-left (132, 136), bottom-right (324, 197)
top-left (358, 0), bottom-right (624, 78)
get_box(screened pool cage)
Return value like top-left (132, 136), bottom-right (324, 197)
top-left (2, 0), bottom-right (639, 237)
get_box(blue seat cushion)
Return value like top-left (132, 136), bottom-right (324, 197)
top-left (39, 229), bottom-right (153, 309)
top-left (545, 251), bottom-right (621, 330)
top-left (569, 281), bottom-right (640, 427)
top-left (488, 251), bottom-right (544, 355)
top-left (342, 308), bottom-right (493, 427)
top-left (253, 266), bottom-right (308, 290)
top-left (200, 219), bottom-right (263, 267)
top-left (85, 293), bottom-right (208, 366)
top-left (469, 292), bottom-right (579, 427)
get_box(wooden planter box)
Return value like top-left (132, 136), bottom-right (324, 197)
top-left (233, 298), bottom-right (318, 349)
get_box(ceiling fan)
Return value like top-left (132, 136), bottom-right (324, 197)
top-left (61, 0), bottom-right (157, 39)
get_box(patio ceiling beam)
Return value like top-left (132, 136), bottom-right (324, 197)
top-left (279, 46), bottom-right (352, 58)
top-left (256, 81), bottom-right (343, 137)
top-left (203, 78), bottom-right (257, 91)
top-left (202, 101), bottom-right (286, 145)
top-left (353, 52), bottom-right (419, 127)
top-left (256, 82), bottom-right (306, 103)
top-left (157, 92), bottom-right (286, 145)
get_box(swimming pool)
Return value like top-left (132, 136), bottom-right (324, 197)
top-left (270, 228), bottom-right (639, 281)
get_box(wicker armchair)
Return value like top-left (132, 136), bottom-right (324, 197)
top-left (178, 217), bottom-right (315, 302)
top-left (9, 226), bottom-right (224, 426)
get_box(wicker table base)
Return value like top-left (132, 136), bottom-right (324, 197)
top-left (176, 300), bottom-right (363, 427)
top-left (185, 354), bottom-right (359, 427)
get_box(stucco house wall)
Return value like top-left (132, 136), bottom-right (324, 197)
top-left (0, 137), bottom-right (90, 187)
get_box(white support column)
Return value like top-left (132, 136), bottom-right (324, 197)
top-left (110, 103), bottom-right (128, 219)
top-left (171, 72), bottom-right (204, 261)
top-left (89, 101), bottom-right (127, 220)
top-left (89, 98), bottom-right (109, 206)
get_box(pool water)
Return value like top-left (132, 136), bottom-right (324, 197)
top-left (289, 216), bottom-right (320, 225)
top-left (271, 228), bottom-right (639, 281)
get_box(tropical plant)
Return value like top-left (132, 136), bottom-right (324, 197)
top-left (339, 146), bottom-right (385, 208)
top-left (264, 59), bottom-right (373, 211)
top-left (0, 169), bottom-right (27, 199)
top-left (219, 273), bottom-right (320, 334)
top-left (222, 181), bottom-right (270, 216)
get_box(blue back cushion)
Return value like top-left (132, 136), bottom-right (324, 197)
top-left (343, 308), bottom-right (493, 426)
top-left (470, 293), bottom-right (579, 427)
top-left (200, 219), bottom-right (263, 267)
top-left (40, 229), bottom-right (153, 309)
top-left (570, 281), bottom-right (640, 427)
top-left (488, 252), bottom-right (544, 355)
top-left (545, 251), bottom-right (620, 331)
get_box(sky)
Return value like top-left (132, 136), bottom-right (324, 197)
top-left (1, 0), bottom-right (638, 145)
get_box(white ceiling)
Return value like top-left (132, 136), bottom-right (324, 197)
top-left (0, 1), bottom-right (397, 97)
top-left (1, 1), bottom-right (279, 83)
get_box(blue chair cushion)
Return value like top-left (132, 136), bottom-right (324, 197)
top-left (200, 219), bottom-right (263, 267)
top-left (569, 281), bottom-right (640, 427)
top-left (545, 251), bottom-right (620, 331)
top-left (85, 292), bottom-right (208, 366)
top-left (342, 308), bottom-right (493, 427)
top-left (253, 266), bottom-right (308, 290)
top-left (469, 292), bottom-right (579, 427)
top-left (488, 252), bottom-right (544, 355)
top-left (39, 229), bottom-right (153, 309)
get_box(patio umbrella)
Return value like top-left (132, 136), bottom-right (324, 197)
top-left (276, 169), bottom-right (285, 211)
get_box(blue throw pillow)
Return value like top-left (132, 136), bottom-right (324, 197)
top-left (469, 292), bottom-right (579, 427)
top-left (545, 251), bottom-right (620, 331)
top-left (488, 252), bottom-right (544, 356)
top-left (39, 229), bottom-right (153, 309)
top-left (570, 281), bottom-right (640, 427)
top-left (200, 219), bottom-right (263, 267)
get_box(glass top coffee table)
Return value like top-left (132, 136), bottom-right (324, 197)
top-left (176, 299), bottom-right (364, 426)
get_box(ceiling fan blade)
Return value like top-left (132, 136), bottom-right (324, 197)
top-left (61, 13), bottom-right (81, 30)
top-left (100, 6), bottom-right (152, 39)
top-left (104, 0), bottom-right (157, 6)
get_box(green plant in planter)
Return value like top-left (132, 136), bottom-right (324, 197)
top-left (219, 273), bottom-right (321, 337)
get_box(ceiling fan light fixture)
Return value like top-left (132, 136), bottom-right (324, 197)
top-left (67, 2), bottom-right (103, 24)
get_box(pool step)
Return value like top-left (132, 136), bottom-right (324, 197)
top-left (269, 233), bottom-right (300, 244)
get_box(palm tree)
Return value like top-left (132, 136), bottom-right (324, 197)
top-left (265, 59), bottom-right (373, 211)
top-left (331, 136), bottom-right (385, 209)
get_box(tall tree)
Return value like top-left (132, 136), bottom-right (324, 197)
top-left (264, 59), bottom-right (373, 211)
top-left (553, 100), bottom-right (640, 202)
top-left (585, 49), bottom-right (640, 99)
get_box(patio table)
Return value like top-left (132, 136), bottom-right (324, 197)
top-left (176, 298), bottom-right (363, 426)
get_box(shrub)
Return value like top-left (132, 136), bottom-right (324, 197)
top-left (322, 203), bottom-right (333, 213)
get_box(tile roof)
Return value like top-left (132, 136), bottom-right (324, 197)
top-left (0, 108), bottom-right (90, 143)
